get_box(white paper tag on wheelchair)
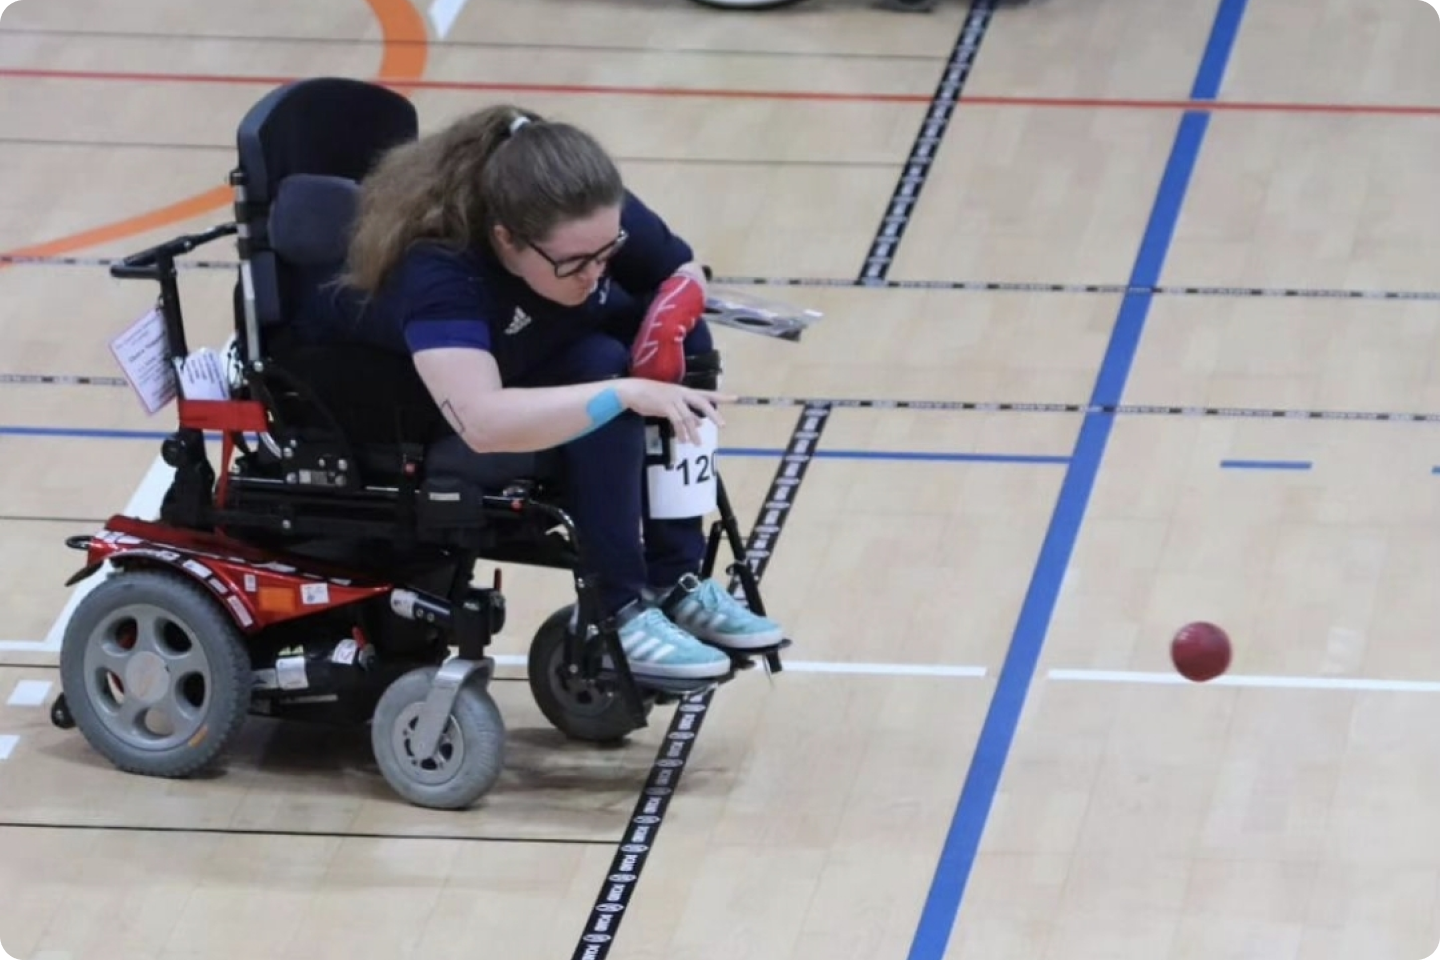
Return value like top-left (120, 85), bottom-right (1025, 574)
top-left (703, 287), bottom-right (823, 343)
top-left (645, 418), bottom-right (719, 519)
top-left (177, 348), bottom-right (230, 401)
top-left (108, 305), bottom-right (178, 415)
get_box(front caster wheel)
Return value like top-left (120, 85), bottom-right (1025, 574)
top-left (371, 666), bottom-right (505, 810)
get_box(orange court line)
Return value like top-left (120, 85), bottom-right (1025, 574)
top-left (0, 0), bottom-right (429, 269)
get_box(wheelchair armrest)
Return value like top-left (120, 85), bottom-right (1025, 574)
top-left (681, 349), bottom-right (722, 391)
top-left (109, 222), bottom-right (239, 281)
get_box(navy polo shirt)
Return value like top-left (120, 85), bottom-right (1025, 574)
top-left (343, 190), bottom-right (694, 384)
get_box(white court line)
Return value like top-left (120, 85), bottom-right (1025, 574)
top-left (0, 735), bottom-right (18, 761)
top-left (0, 455), bottom-right (175, 654)
top-left (6, 680), bottom-right (52, 707)
top-left (781, 660), bottom-right (987, 678)
top-left (1048, 668), bottom-right (1440, 694)
top-left (489, 653), bottom-right (987, 678)
top-left (427, 0), bottom-right (469, 39)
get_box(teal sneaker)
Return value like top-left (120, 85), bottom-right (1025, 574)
top-left (646, 573), bottom-right (786, 652)
top-left (612, 603), bottom-right (730, 681)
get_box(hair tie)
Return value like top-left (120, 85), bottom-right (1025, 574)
top-left (508, 115), bottom-right (531, 137)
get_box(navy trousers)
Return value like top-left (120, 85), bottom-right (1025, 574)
top-left (517, 321), bottom-right (715, 616)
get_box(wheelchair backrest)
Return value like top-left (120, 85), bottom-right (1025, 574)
top-left (227, 78), bottom-right (456, 451)
top-left (232, 77), bottom-right (418, 338)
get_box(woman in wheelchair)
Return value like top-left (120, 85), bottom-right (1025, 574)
top-left (310, 105), bottom-right (785, 685)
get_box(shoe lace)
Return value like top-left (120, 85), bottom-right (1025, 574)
top-left (633, 608), bottom-right (698, 645)
top-left (692, 579), bottom-right (751, 616)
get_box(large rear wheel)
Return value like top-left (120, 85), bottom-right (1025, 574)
top-left (58, 569), bottom-right (254, 778)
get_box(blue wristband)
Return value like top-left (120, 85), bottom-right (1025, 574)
top-left (575, 386), bottom-right (625, 438)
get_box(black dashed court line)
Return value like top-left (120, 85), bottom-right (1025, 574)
top-left (566, 2), bottom-right (997, 958)
top-left (10, 374), bottom-right (1440, 427)
top-left (5, 255), bottom-right (1438, 303)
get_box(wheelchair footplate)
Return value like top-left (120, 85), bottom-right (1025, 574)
top-left (554, 611), bottom-right (738, 718)
top-left (570, 634), bottom-right (738, 699)
top-left (718, 637), bottom-right (792, 676)
top-left (634, 673), bottom-right (726, 703)
top-left (582, 636), bottom-right (789, 702)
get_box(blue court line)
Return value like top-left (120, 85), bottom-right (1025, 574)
top-left (0, 426), bottom-right (177, 440)
top-left (1220, 458), bottom-right (1312, 470)
top-left (0, 425), bottom-right (1067, 466)
top-left (902, 2), bottom-right (1250, 958)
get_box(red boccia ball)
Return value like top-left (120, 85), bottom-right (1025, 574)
top-left (1171, 621), bottom-right (1232, 682)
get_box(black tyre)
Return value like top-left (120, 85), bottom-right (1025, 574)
top-left (371, 667), bottom-right (505, 810)
top-left (527, 605), bottom-right (652, 743)
top-left (58, 569), bottom-right (253, 778)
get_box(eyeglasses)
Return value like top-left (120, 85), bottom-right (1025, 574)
top-left (529, 229), bottom-right (628, 279)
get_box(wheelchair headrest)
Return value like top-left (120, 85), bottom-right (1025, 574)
top-left (268, 173), bottom-right (360, 266)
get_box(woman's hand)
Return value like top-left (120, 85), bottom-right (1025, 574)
top-left (617, 378), bottom-right (732, 446)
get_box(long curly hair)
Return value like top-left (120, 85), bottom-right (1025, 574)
top-left (343, 105), bottom-right (625, 294)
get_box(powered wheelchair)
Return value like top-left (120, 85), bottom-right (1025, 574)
top-left (49, 77), bottom-right (791, 811)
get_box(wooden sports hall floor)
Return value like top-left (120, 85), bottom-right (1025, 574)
top-left (4, 0), bottom-right (1440, 956)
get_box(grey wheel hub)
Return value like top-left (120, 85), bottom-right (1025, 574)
top-left (547, 640), bottom-right (619, 719)
top-left (82, 602), bottom-right (213, 751)
top-left (389, 702), bottom-right (465, 786)
top-left (123, 650), bottom-right (170, 704)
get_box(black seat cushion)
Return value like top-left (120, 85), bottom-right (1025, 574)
top-left (266, 333), bottom-right (446, 444)
top-left (264, 332), bottom-right (560, 491)
top-left (425, 434), bottom-right (562, 490)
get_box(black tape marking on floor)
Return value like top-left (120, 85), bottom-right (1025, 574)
top-left (0, 373), bottom-right (129, 387)
top-left (715, 274), bottom-right (1440, 302)
top-left (6, 253), bottom-right (1440, 304)
top-left (735, 395), bottom-right (1440, 424)
top-left (0, 254), bottom-right (235, 270)
top-left (11, 370), bottom-right (1440, 427)
top-left (567, 403), bottom-right (831, 960)
top-left (858, 0), bottom-right (992, 282)
top-left (569, 5), bottom-right (996, 956)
